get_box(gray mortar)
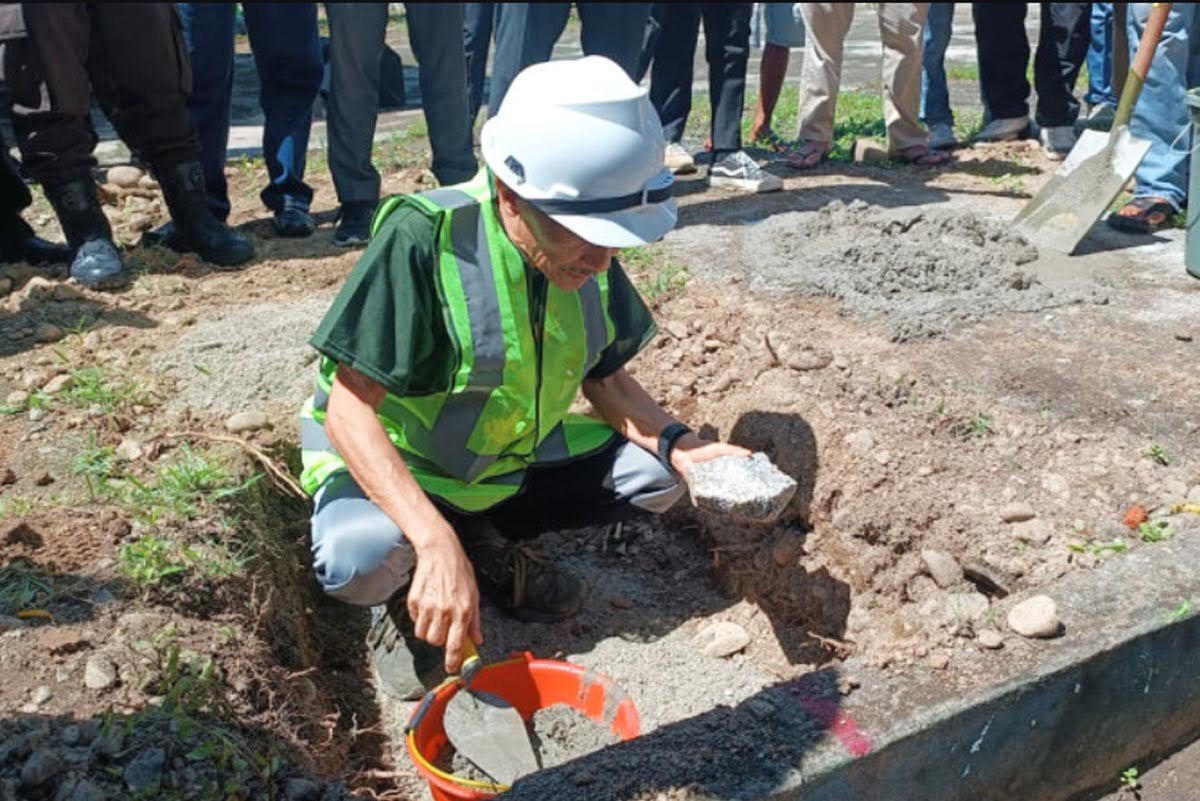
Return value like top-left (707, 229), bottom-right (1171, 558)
top-left (153, 295), bottom-right (334, 415)
top-left (716, 200), bottom-right (1110, 342)
top-left (687, 452), bottom-right (797, 522)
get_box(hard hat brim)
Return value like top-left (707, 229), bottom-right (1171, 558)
top-left (549, 197), bottom-right (678, 248)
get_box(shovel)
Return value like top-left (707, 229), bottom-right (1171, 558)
top-left (442, 641), bottom-right (540, 785)
top-left (1012, 3), bottom-right (1171, 254)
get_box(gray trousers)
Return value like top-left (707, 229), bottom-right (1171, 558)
top-left (488, 2), bottom-right (650, 117)
top-left (310, 437), bottom-right (684, 606)
top-left (325, 2), bottom-right (477, 201)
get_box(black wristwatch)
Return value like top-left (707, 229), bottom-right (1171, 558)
top-left (657, 422), bottom-right (693, 473)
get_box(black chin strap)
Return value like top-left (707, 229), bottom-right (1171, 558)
top-left (526, 183), bottom-right (673, 215)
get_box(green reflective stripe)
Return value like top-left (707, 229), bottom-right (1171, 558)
top-left (577, 276), bottom-right (608, 370)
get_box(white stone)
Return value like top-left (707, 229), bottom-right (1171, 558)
top-left (1011, 519), bottom-right (1052, 545)
top-left (945, 591), bottom-right (990, 624)
top-left (42, 374), bottom-right (73, 394)
top-left (1008, 595), bottom-right (1061, 639)
top-left (921, 548), bottom-right (963, 589)
top-left (5, 390), bottom-right (29, 408)
top-left (225, 410), bottom-right (270, 433)
top-left (106, 165), bottom-right (144, 187)
top-left (116, 438), bottom-right (143, 461)
top-left (697, 621), bottom-right (751, 658)
top-left (844, 429), bottom-right (876, 455)
top-left (30, 685), bottom-right (52, 706)
top-left (999, 502), bottom-right (1036, 523)
top-left (83, 656), bottom-right (118, 690)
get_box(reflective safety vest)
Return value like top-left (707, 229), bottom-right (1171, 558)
top-left (299, 170), bottom-right (619, 511)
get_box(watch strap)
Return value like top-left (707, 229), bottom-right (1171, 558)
top-left (657, 422), bottom-right (693, 473)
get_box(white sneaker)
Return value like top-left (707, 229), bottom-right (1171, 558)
top-left (664, 142), bottom-right (696, 175)
top-left (1038, 126), bottom-right (1077, 160)
top-left (707, 150), bottom-right (783, 193)
top-left (927, 122), bottom-right (958, 150)
top-left (974, 116), bottom-right (1031, 143)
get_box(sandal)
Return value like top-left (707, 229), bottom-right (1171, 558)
top-left (791, 140), bottom-right (831, 170)
top-left (889, 145), bottom-right (954, 166)
top-left (1106, 197), bottom-right (1177, 234)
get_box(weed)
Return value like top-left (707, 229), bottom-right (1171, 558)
top-left (623, 246), bottom-right (689, 302)
top-left (0, 496), bottom-right (35, 520)
top-left (1143, 442), bottom-right (1171, 466)
top-left (72, 433), bottom-right (119, 500)
top-left (1165, 599), bottom-right (1193, 622)
top-left (952, 411), bottom-right (996, 439)
top-left (0, 561), bottom-right (54, 615)
top-left (946, 63), bottom-right (979, 81)
top-left (1119, 767), bottom-right (1140, 792)
top-left (1068, 538), bottom-right (1129, 555)
top-left (119, 536), bottom-right (193, 587)
top-left (1136, 520), bottom-right (1173, 543)
top-left (122, 445), bottom-right (260, 525)
top-left (59, 365), bottom-right (154, 415)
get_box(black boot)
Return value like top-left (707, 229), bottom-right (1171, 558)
top-left (0, 219), bottom-right (72, 265)
top-left (43, 179), bottom-right (128, 289)
top-left (367, 589), bottom-right (445, 700)
top-left (154, 161), bottom-right (254, 268)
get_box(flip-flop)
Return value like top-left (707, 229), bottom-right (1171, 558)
top-left (791, 141), bottom-right (830, 170)
top-left (1106, 197), bottom-right (1177, 234)
top-left (888, 145), bottom-right (954, 166)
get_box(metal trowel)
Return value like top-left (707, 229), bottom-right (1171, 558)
top-left (442, 641), bottom-right (539, 785)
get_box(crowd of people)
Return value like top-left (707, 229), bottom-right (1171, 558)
top-left (0, 3), bottom-right (1195, 290)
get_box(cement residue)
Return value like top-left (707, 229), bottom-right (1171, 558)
top-left (732, 200), bottom-right (1109, 342)
top-left (154, 295), bottom-right (333, 414)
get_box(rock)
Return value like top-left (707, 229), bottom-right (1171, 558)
top-left (106, 165), bottom-right (144, 187)
top-left (1011, 519), bottom-right (1052, 545)
top-left (81, 331), bottom-right (102, 351)
top-left (5, 390), bottom-right (29, 408)
top-left (83, 656), bottom-right (118, 690)
top-left (123, 747), bottom-right (165, 794)
top-left (35, 323), bottom-right (63, 343)
top-left (55, 777), bottom-right (106, 801)
top-left (225, 410), bottom-right (270, 433)
top-left (42, 374), bottom-right (73, 394)
top-left (928, 653), bottom-right (950, 670)
top-left (977, 629), bottom-right (1005, 649)
top-left (945, 591), bottom-right (991, 624)
top-left (284, 778), bottom-right (321, 801)
top-left (962, 561), bottom-right (1013, 598)
top-left (116, 437), bottom-right (142, 461)
top-left (20, 749), bottom-right (67, 786)
top-left (0, 468), bottom-right (14, 486)
top-left (30, 686), bottom-right (52, 707)
top-left (844, 429), bottom-right (876, 455)
top-left (1008, 595), bottom-right (1061, 639)
top-left (921, 548), bottom-right (964, 588)
top-left (785, 348), bottom-right (832, 372)
top-left (58, 725), bottom-right (80, 747)
top-left (771, 532), bottom-right (803, 566)
top-left (697, 621), bottom-right (751, 658)
top-left (29, 407), bottom-right (45, 422)
top-left (0, 277), bottom-right (11, 297)
top-left (21, 368), bottom-right (53, 390)
top-left (97, 731), bottom-right (124, 758)
top-left (852, 138), bottom-right (889, 164)
top-left (33, 470), bottom-right (53, 486)
top-left (686, 452), bottom-right (797, 522)
top-left (608, 595), bottom-right (634, 610)
top-left (999, 502), bottom-right (1036, 523)
top-left (665, 320), bottom-right (688, 340)
top-left (0, 615), bottom-right (26, 632)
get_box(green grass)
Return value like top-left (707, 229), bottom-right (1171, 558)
top-left (1136, 520), bottom-right (1173, 543)
top-left (58, 365), bottom-right (154, 415)
top-left (122, 445), bottom-right (261, 526)
top-left (621, 245), bottom-right (689, 302)
top-left (946, 63), bottom-right (979, 81)
top-left (1069, 538), bottom-right (1129, 555)
top-left (1144, 442), bottom-right (1172, 466)
top-left (72, 434), bottom-right (120, 500)
top-left (0, 561), bottom-right (54, 615)
top-left (0, 497), bottom-right (35, 520)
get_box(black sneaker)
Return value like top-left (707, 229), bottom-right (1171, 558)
top-left (458, 519), bottom-right (589, 623)
top-left (333, 201), bottom-right (374, 247)
top-left (273, 201), bottom-right (315, 238)
top-left (366, 589), bottom-right (445, 700)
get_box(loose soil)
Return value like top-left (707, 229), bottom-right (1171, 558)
top-left (3, 120), bottom-right (1199, 801)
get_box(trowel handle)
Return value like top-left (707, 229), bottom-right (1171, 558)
top-left (460, 640), bottom-right (483, 687)
top-left (1114, 3), bottom-right (1172, 128)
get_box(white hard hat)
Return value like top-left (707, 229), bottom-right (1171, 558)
top-left (482, 56), bottom-right (677, 248)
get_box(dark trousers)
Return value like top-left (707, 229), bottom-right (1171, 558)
top-left (177, 2), bottom-right (323, 218)
top-left (325, 3), bottom-right (475, 200)
top-left (4, 2), bottom-right (197, 186)
top-left (0, 127), bottom-right (34, 240)
top-left (972, 2), bottom-right (1091, 127)
top-left (463, 2), bottom-right (495, 125)
top-left (488, 2), bottom-right (649, 116)
top-left (644, 3), bottom-right (752, 157)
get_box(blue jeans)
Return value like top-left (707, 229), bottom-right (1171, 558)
top-left (920, 2), bottom-right (955, 127)
top-left (1086, 3), bottom-right (1118, 108)
top-left (1128, 3), bottom-right (1200, 210)
top-left (177, 3), bottom-right (322, 219)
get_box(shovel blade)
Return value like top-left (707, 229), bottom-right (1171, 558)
top-left (443, 689), bottom-right (540, 786)
top-left (1013, 126), bottom-right (1152, 254)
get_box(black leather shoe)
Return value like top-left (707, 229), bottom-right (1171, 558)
top-left (0, 231), bottom-right (72, 265)
top-left (70, 238), bottom-right (128, 288)
top-left (274, 202), bottom-right (315, 238)
top-left (333, 201), bottom-right (374, 247)
top-left (154, 162), bottom-right (254, 267)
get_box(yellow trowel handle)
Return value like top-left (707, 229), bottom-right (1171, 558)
top-left (460, 640), bottom-right (483, 687)
top-left (1113, 3), bottom-right (1172, 128)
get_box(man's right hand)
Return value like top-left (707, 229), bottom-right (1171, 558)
top-left (406, 527), bottom-right (484, 675)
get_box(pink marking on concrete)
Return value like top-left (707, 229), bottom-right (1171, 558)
top-left (794, 696), bottom-right (874, 758)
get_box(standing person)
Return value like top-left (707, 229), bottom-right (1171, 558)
top-left (2, 2), bottom-right (253, 288)
top-left (748, 3), bottom-right (807, 158)
top-left (645, 3), bottom-right (782, 191)
top-left (920, 3), bottom-right (958, 149)
top-left (0, 129), bottom-right (71, 266)
top-left (325, 3), bottom-right (477, 247)
top-left (464, 2), bottom-right (496, 127)
top-left (1085, 2), bottom-right (1120, 125)
top-left (1107, 3), bottom-right (1199, 235)
top-left (794, 3), bottom-right (951, 168)
top-left (175, 3), bottom-right (323, 237)
top-left (971, 3), bottom-right (1090, 159)
top-left (488, 3), bottom-right (650, 117)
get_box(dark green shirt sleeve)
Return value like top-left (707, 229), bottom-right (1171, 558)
top-left (587, 260), bottom-right (657, 379)
top-left (309, 204), bottom-right (454, 397)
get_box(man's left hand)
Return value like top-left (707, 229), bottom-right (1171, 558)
top-left (669, 434), bottom-right (751, 481)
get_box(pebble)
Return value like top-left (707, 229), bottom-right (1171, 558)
top-left (785, 348), bottom-right (832, 371)
top-left (81, 331), bottom-right (102, 350)
top-left (665, 320), bottom-right (688, 340)
top-left (106, 165), bottom-right (144, 187)
top-left (124, 747), bottom-right (165, 794)
top-left (843, 429), bottom-right (877, 455)
top-left (116, 437), bottom-right (143, 461)
top-left (0, 468), bottom-right (14, 485)
top-left (687, 452), bottom-right (797, 522)
top-left (35, 322), bottom-right (63, 343)
top-left (1011, 519), bottom-right (1052, 545)
top-left (921, 548), bottom-right (964, 589)
top-left (0, 615), bottom-right (25, 632)
top-left (28, 408), bottom-right (45, 422)
top-left (1008, 595), bottom-right (1061, 639)
top-left (19, 749), bottom-right (66, 787)
top-left (30, 686), bottom-right (52, 707)
top-left (58, 725), bottom-right (80, 746)
top-left (608, 595), bottom-right (634, 610)
top-left (42, 374), bottom-right (72, 394)
top-left (977, 629), bottom-right (1005, 649)
top-left (999, 502), bottom-right (1036, 523)
top-left (945, 591), bottom-right (991, 624)
top-left (771, 532), bottom-right (803, 566)
top-left (284, 778), bottom-right (321, 801)
top-left (0, 277), bottom-right (11, 297)
top-left (5, 390), bottom-right (29, 407)
top-left (33, 470), bottom-right (53, 485)
top-left (83, 655), bottom-right (118, 690)
top-left (928, 653), bottom-right (951, 670)
top-left (55, 778), bottom-right (106, 801)
top-left (697, 620), bottom-right (751, 658)
top-left (225, 410), bottom-right (270, 433)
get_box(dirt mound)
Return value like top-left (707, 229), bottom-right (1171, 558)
top-left (731, 200), bottom-right (1108, 341)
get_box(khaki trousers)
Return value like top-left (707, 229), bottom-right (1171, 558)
top-left (798, 3), bottom-right (929, 150)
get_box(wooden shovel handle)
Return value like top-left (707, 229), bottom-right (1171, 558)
top-left (1114, 3), bottom-right (1172, 128)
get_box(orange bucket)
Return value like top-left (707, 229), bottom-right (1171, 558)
top-left (406, 652), bottom-right (640, 800)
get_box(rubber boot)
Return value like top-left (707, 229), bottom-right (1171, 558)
top-left (43, 179), bottom-right (128, 289)
top-left (154, 161), bottom-right (254, 268)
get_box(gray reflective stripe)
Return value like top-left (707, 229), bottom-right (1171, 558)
top-left (302, 416), bottom-right (335, 452)
top-left (578, 277), bottom-right (608, 369)
top-left (534, 423), bottom-right (570, 462)
top-left (313, 381), bottom-right (329, 411)
top-left (419, 188), bottom-right (476, 209)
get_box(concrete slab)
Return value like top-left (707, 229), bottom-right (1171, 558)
top-left (501, 527), bottom-right (1200, 800)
